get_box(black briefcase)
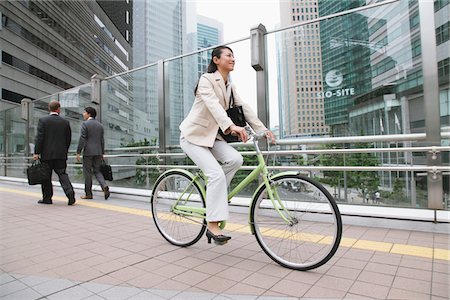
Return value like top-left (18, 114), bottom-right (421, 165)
top-left (27, 160), bottom-right (51, 185)
top-left (100, 160), bottom-right (113, 181)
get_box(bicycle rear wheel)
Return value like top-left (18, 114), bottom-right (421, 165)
top-left (250, 174), bottom-right (342, 270)
top-left (151, 170), bottom-right (206, 247)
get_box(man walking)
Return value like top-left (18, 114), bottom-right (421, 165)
top-left (76, 107), bottom-right (110, 200)
top-left (33, 100), bottom-right (76, 205)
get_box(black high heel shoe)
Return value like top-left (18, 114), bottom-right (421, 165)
top-left (206, 229), bottom-right (231, 245)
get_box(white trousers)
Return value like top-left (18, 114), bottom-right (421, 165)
top-left (180, 135), bottom-right (243, 222)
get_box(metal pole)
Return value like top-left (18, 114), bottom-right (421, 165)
top-left (157, 60), bottom-right (168, 156)
top-left (418, 0), bottom-right (443, 209)
top-left (251, 24), bottom-right (269, 149)
top-left (90, 74), bottom-right (103, 121)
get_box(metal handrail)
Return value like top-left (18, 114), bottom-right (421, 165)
top-left (1, 146), bottom-right (449, 159)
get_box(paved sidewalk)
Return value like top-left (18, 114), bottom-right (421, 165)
top-left (0, 181), bottom-right (449, 299)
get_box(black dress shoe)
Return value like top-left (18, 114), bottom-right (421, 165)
top-left (103, 186), bottom-right (110, 200)
top-left (68, 191), bottom-right (76, 206)
top-left (206, 229), bottom-right (231, 245)
top-left (37, 200), bottom-right (52, 204)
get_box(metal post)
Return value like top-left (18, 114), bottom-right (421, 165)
top-left (251, 24), bottom-right (269, 136)
top-left (418, 0), bottom-right (443, 209)
top-left (91, 74), bottom-right (103, 121)
top-left (157, 60), bottom-right (168, 156)
top-left (21, 98), bottom-right (33, 158)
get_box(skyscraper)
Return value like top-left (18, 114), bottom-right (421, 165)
top-left (278, 0), bottom-right (328, 138)
top-left (197, 15), bottom-right (223, 77)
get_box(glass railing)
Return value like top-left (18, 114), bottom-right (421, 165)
top-left (1, 0), bottom-right (448, 211)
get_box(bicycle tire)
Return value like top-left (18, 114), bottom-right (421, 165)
top-left (151, 170), bottom-right (206, 247)
top-left (250, 174), bottom-right (342, 271)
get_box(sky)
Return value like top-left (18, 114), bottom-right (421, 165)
top-left (196, 0), bottom-right (282, 129)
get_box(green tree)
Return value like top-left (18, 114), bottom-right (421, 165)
top-left (230, 145), bottom-right (259, 195)
top-left (346, 142), bottom-right (380, 196)
top-left (123, 138), bottom-right (159, 186)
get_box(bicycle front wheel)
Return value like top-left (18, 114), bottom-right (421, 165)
top-left (250, 174), bottom-right (342, 271)
top-left (151, 170), bottom-right (206, 247)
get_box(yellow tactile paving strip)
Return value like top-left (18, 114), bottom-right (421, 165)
top-left (1, 187), bottom-right (449, 261)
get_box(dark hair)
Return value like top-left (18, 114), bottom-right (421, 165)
top-left (84, 106), bottom-right (97, 118)
top-left (194, 45), bottom-right (233, 95)
top-left (48, 100), bottom-right (60, 112)
top-left (207, 46), bottom-right (233, 73)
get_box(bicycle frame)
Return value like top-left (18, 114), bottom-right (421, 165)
top-left (168, 135), bottom-right (296, 229)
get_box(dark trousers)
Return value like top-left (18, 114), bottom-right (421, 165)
top-left (82, 156), bottom-right (106, 196)
top-left (41, 159), bottom-right (74, 201)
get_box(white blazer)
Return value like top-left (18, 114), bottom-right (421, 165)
top-left (180, 71), bottom-right (267, 148)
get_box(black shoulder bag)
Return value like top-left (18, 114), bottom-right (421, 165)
top-left (218, 90), bottom-right (246, 143)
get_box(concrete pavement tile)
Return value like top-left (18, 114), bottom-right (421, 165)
top-left (0, 273), bottom-right (15, 285)
top-left (133, 258), bottom-right (167, 271)
top-left (242, 272), bottom-right (281, 290)
top-left (343, 292), bottom-right (377, 299)
top-left (231, 259), bottom-right (265, 272)
top-left (97, 285), bottom-right (142, 299)
top-left (327, 264), bottom-right (362, 280)
top-left (315, 275), bottom-right (353, 292)
top-left (433, 262), bottom-right (450, 274)
top-left (0, 279), bottom-right (28, 297)
top-left (399, 256), bottom-right (432, 270)
top-left (32, 278), bottom-right (76, 296)
top-left (303, 285), bottom-right (346, 299)
top-left (392, 276), bottom-right (431, 294)
top-left (195, 275), bottom-right (236, 294)
top-left (92, 260), bottom-right (129, 274)
top-left (17, 274), bottom-right (53, 287)
top-left (283, 269), bottom-right (322, 285)
top-left (348, 281), bottom-right (390, 299)
top-left (108, 266), bottom-right (148, 282)
top-left (388, 288), bottom-right (431, 300)
top-left (370, 252), bottom-right (402, 266)
top-left (190, 250), bottom-right (223, 261)
top-left (171, 290), bottom-right (217, 299)
top-left (433, 271), bottom-right (449, 284)
top-left (127, 290), bottom-right (166, 300)
top-left (227, 248), bottom-right (258, 260)
top-left (432, 282), bottom-right (450, 298)
top-left (215, 267), bottom-right (253, 282)
top-left (65, 267), bottom-right (104, 282)
top-left (193, 261), bottom-right (229, 275)
top-left (212, 255), bottom-right (244, 267)
top-left (80, 295), bottom-right (106, 300)
top-left (1, 286), bottom-right (42, 299)
top-left (115, 253), bottom-right (149, 265)
top-left (126, 272), bottom-right (167, 289)
top-left (224, 282), bottom-right (265, 296)
top-left (47, 285), bottom-right (94, 300)
top-left (335, 257), bottom-right (368, 270)
top-left (151, 278), bottom-right (190, 292)
top-left (342, 249), bottom-right (374, 261)
top-left (396, 266), bottom-right (432, 280)
top-left (172, 269), bottom-right (211, 286)
top-left (151, 263), bottom-right (188, 279)
top-left (174, 256), bottom-right (208, 269)
top-left (257, 264), bottom-right (291, 278)
top-left (357, 270), bottom-right (394, 287)
top-left (269, 278), bottom-right (310, 298)
top-left (79, 282), bottom-right (114, 293)
top-left (90, 274), bottom-right (126, 286)
top-left (364, 262), bottom-right (398, 275)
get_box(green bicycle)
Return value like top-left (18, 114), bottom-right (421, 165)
top-left (151, 129), bottom-right (342, 271)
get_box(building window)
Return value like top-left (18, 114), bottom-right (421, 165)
top-left (436, 21), bottom-right (450, 45)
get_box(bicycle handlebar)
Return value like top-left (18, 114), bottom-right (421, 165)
top-left (244, 126), bottom-right (267, 141)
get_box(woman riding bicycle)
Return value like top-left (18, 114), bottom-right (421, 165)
top-left (179, 45), bottom-right (275, 245)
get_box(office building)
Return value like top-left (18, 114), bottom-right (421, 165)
top-left (0, 0), bottom-right (132, 106)
top-left (197, 15), bottom-right (223, 77)
top-left (278, 0), bottom-right (329, 138)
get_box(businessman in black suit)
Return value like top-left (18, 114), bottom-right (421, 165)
top-left (33, 100), bottom-right (75, 205)
top-left (76, 106), bottom-right (110, 200)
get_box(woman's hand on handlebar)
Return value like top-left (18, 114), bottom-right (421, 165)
top-left (229, 125), bottom-right (248, 143)
top-left (265, 130), bottom-right (276, 144)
